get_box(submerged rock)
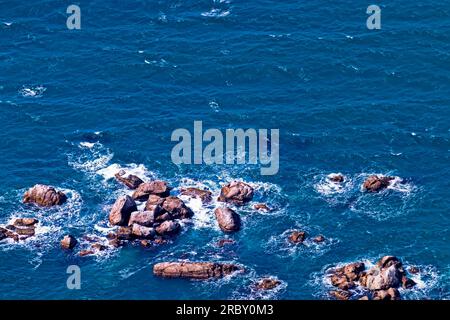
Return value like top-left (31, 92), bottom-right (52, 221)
top-left (132, 181), bottom-right (171, 201)
top-left (180, 187), bottom-right (212, 204)
top-left (114, 170), bottom-right (144, 189)
top-left (217, 181), bottom-right (254, 205)
top-left (362, 175), bottom-right (394, 192)
top-left (61, 235), bottom-right (78, 250)
top-left (328, 174), bottom-right (344, 183)
top-left (288, 231), bottom-right (306, 244)
top-left (255, 278), bottom-right (281, 290)
top-left (253, 203), bottom-right (271, 212)
top-left (23, 184), bottom-right (67, 207)
top-left (153, 261), bottom-right (242, 279)
top-left (313, 235), bottom-right (326, 243)
top-left (216, 239), bottom-right (236, 247)
top-left (109, 195), bottom-right (137, 226)
top-left (214, 207), bottom-right (241, 233)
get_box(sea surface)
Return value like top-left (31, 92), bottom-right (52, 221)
top-left (0, 0), bottom-right (449, 299)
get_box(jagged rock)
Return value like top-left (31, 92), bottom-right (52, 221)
top-left (328, 174), bottom-right (344, 183)
top-left (61, 235), bottom-right (78, 250)
top-left (13, 218), bottom-right (38, 227)
top-left (153, 261), bottom-right (242, 279)
top-left (23, 184), bottom-right (67, 206)
top-left (131, 224), bottom-right (155, 239)
top-left (14, 227), bottom-right (35, 238)
top-left (217, 181), bottom-right (254, 205)
top-left (255, 278), bottom-right (281, 290)
top-left (109, 195), bottom-right (137, 226)
top-left (180, 188), bottom-right (212, 203)
top-left (214, 207), bottom-right (241, 233)
top-left (114, 170), bottom-right (144, 189)
top-left (140, 240), bottom-right (152, 248)
top-left (161, 196), bottom-right (194, 219)
top-left (128, 211), bottom-right (156, 227)
top-left (313, 235), bottom-right (325, 243)
top-left (132, 181), bottom-right (171, 201)
top-left (362, 175), bottom-right (394, 192)
top-left (155, 220), bottom-right (181, 236)
top-left (216, 239), bottom-right (236, 247)
top-left (329, 290), bottom-right (352, 300)
top-left (288, 231), bottom-right (306, 244)
top-left (364, 264), bottom-right (402, 291)
top-left (253, 203), bottom-right (271, 212)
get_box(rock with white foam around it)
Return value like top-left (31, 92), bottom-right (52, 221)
top-left (23, 184), bottom-right (67, 207)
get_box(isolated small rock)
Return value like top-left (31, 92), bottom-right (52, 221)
top-left (60, 235), bottom-right (78, 250)
top-left (313, 235), bottom-right (325, 243)
top-left (218, 181), bottom-right (254, 205)
top-left (109, 195), bottom-right (137, 226)
top-left (114, 170), bottom-right (144, 189)
top-left (362, 175), bottom-right (394, 192)
top-left (214, 207), bottom-right (241, 233)
top-left (288, 231), bottom-right (306, 244)
top-left (255, 278), bottom-right (281, 290)
top-left (328, 174), bottom-right (344, 183)
top-left (23, 184), bottom-right (67, 207)
top-left (253, 203), bottom-right (271, 212)
top-left (216, 239), bottom-right (236, 247)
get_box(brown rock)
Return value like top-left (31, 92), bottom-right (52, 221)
top-left (161, 196), bottom-right (194, 219)
top-left (253, 203), bottom-right (271, 212)
top-left (313, 235), bottom-right (325, 243)
top-left (23, 184), bottom-right (67, 207)
top-left (255, 278), bottom-right (281, 290)
top-left (377, 256), bottom-right (402, 269)
top-left (359, 296), bottom-right (370, 300)
top-left (330, 274), bottom-right (355, 290)
top-left (329, 290), bottom-right (352, 300)
top-left (362, 175), bottom-right (394, 192)
top-left (116, 226), bottom-right (133, 240)
top-left (108, 238), bottom-right (122, 248)
top-left (131, 224), bottom-right (155, 239)
top-left (109, 195), bottom-right (137, 226)
top-left (60, 235), bottom-right (78, 250)
top-left (13, 218), bottom-right (38, 227)
top-left (145, 194), bottom-right (165, 208)
top-left (364, 265), bottom-right (402, 291)
top-left (373, 288), bottom-right (400, 300)
top-left (288, 231), bottom-right (306, 244)
top-left (153, 237), bottom-right (168, 245)
top-left (217, 181), bottom-right (254, 205)
top-left (180, 188), bottom-right (212, 204)
top-left (132, 181), bottom-right (171, 201)
top-left (114, 170), bottom-right (144, 189)
top-left (216, 239), bottom-right (236, 247)
top-left (91, 243), bottom-right (107, 251)
top-left (128, 211), bottom-right (156, 227)
top-left (0, 227), bottom-right (8, 241)
top-left (214, 207), bottom-right (241, 233)
top-left (153, 261), bottom-right (241, 279)
top-left (14, 227), bottom-right (35, 237)
top-left (155, 220), bottom-right (181, 236)
top-left (343, 262), bottom-right (365, 281)
top-left (140, 240), bottom-right (152, 248)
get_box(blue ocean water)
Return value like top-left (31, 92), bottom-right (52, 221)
top-left (0, 0), bottom-right (449, 299)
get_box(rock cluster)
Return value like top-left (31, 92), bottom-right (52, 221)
top-left (0, 218), bottom-right (39, 242)
top-left (153, 261), bottom-right (242, 279)
top-left (288, 230), bottom-right (325, 244)
top-left (328, 256), bottom-right (416, 300)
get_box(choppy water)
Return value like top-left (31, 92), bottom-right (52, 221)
top-left (0, 0), bottom-right (449, 299)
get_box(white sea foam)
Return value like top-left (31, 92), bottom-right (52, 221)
top-left (201, 8), bottom-right (231, 17)
top-left (96, 163), bottom-right (152, 182)
top-left (19, 85), bottom-right (46, 98)
top-left (314, 173), bottom-right (351, 196)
